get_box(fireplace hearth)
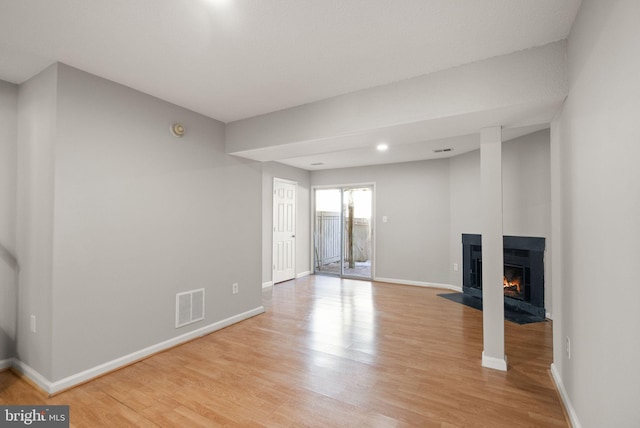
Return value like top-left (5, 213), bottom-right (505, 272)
top-left (462, 234), bottom-right (545, 318)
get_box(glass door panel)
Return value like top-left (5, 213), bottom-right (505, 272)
top-left (342, 187), bottom-right (372, 279)
top-left (314, 188), bottom-right (342, 275)
top-left (314, 186), bottom-right (373, 279)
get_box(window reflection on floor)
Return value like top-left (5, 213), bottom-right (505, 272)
top-left (307, 279), bottom-right (376, 364)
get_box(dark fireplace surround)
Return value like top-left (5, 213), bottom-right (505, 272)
top-left (462, 234), bottom-right (545, 318)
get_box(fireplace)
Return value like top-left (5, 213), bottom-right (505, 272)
top-left (462, 234), bottom-right (545, 318)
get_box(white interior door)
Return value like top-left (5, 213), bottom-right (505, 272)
top-left (273, 178), bottom-right (296, 283)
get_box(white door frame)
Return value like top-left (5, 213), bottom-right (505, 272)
top-left (311, 182), bottom-right (376, 279)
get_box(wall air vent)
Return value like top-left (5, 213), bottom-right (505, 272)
top-left (433, 148), bottom-right (453, 153)
top-left (175, 288), bottom-right (205, 328)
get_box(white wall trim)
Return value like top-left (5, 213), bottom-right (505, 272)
top-left (546, 311), bottom-right (553, 320)
top-left (374, 277), bottom-right (462, 292)
top-left (551, 363), bottom-right (582, 428)
top-left (262, 281), bottom-right (273, 288)
top-left (11, 359), bottom-right (52, 394)
top-left (0, 358), bottom-right (14, 371)
top-left (482, 352), bottom-right (508, 371)
top-left (11, 306), bottom-right (265, 395)
top-left (296, 271), bottom-right (311, 279)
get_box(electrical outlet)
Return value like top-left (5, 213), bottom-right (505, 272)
top-left (566, 336), bottom-right (571, 359)
top-left (453, 263), bottom-right (459, 272)
top-left (30, 315), bottom-right (36, 333)
top-left (232, 283), bottom-right (239, 294)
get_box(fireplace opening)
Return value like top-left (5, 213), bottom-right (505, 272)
top-left (503, 264), bottom-right (526, 300)
top-left (476, 261), bottom-right (528, 301)
top-left (462, 234), bottom-right (545, 318)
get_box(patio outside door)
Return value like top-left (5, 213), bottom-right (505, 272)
top-left (314, 186), bottom-right (373, 279)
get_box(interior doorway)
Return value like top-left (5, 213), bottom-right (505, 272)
top-left (314, 185), bottom-right (374, 279)
top-left (273, 178), bottom-right (296, 284)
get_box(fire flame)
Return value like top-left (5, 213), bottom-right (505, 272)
top-left (503, 276), bottom-right (521, 293)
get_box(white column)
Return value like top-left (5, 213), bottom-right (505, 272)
top-left (480, 126), bottom-right (507, 371)
top-left (550, 120), bottom-right (563, 372)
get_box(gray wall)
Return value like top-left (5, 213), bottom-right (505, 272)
top-left (449, 149), bottom-right (481, 287)
top-left (552, 0), bottom-right (640, 426)
top-left (311, 159), bottom-right (451, 285)
top-left (261, 162), bottom-right (311, 285)
top-left (16, 63), bottom-right (263, 382)
top-left (16, 64), bottom-right (58, 378)
top-left (0, 80), bottom-right (18, 362)
top-left (502, 131), bottom-right (551, 239)
top-left (449, 130), bottom-right (552, 313)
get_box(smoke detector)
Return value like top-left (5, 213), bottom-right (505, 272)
top-left (170, 123), bottom-right (186, 137)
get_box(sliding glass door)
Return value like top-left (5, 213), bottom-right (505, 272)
top-left (314, 186), bottom-right (373, 279)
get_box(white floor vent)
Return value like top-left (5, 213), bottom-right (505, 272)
top-left (175, 288), bottom-right (205, 328)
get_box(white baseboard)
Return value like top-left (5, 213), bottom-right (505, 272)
top-left (264, 271), bottom-right (310, 288)
top-left (546, 311), bottom-right (553, 320)
top-left (374, 277), bottom-right (462, 292)
top-left (482, 352), bottom-right (508, 371)
top-left (12, 358), bottom-right (52, 393)
top-left (12, 306), bottom-right (265, 395)
top-left (551, 363), bottom-right (582, 428)
top-left (0, 358), bottom-right (14, 371)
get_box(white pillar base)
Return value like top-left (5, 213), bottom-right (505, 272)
top-left (482, 351), bottom-right (507, 371)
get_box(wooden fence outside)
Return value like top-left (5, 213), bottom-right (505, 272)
top-left (314, 212), bottom-right (371, 268)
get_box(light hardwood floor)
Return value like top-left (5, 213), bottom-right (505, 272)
top-left (0, 276), bottom-right (568, 427)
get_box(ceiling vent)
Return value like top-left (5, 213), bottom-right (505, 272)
top-left (433, 148), bottom-right (453, 153)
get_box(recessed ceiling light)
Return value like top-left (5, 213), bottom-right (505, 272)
top-left (376, 143), bottom-right (389, 152)
top-left (206, 0), bottom-right (232, 8)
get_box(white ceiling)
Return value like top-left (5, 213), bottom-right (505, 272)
top-left (0, 0), bottom-right (581, 169)
top-left (280, 124), bottom-right (551, 171)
